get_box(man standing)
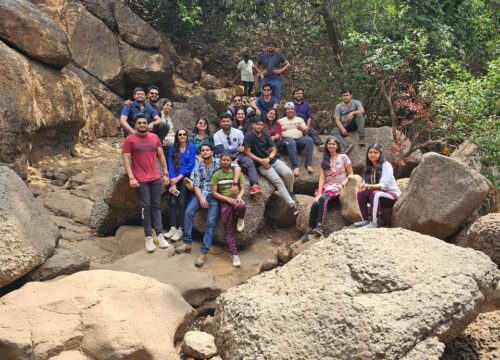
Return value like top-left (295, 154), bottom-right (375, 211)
top-left (278, 102), bottom-right (314, 177)
top-left (214, 114), bottom-right (261, 195)
top-left (175, 144), bottom-right (241, 267)
top-left (122, 114), bottom-right (170, 253)
top-left (237, 54), bottom-right (255, 97)
top-left (244, 118), bottom-right (302, 215)
top-left (211, 153), bottom-right (246, 268)
top-left (120, 87), bottom-right (169, 143)
top-left (331, 87), bottom-right (366, 154)
top-left (292, 88), bottom-right (325, 151)
top-left (255, 40), bottom-right (290, 101)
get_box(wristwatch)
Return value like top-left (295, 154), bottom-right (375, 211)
top-left (232, 181), bottom-right (238, 185)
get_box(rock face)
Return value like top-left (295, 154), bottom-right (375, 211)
top-left (0, 166), bottom-right (60, 288)
top-left (79, 0), bottom-right (117, 30)
top-left (455, 213), bottom-right (500, 265)
top-left (339, 174), bottom-right (362, 222)
top-left (392, 152), bottom-right (491, 239)
top-left (266, 193), bottom-right (310, 228)
top-left (177, 57), bottom-right (203, 82)
top-left (25, 247), bottom-right (90, 282)
top-left (213, 228), bottom-right (499, 360)
top-left (0, 0), bottom-right (71, 68)
top-left (0, 270), bottom-right (196, 359)
top-left (182, 331), bottom-right (217, 359)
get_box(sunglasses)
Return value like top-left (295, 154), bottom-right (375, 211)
top-left (178, 133), bottom-right (187, 137)
top-left (263, 88), bottom-right (271, 92)
top-left (149, 92), bottom-right (159, 96)
top-left (226, 136), bottom-right (232, 146)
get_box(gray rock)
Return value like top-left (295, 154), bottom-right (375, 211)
top-left (392, 152), bottom-right (491, 239)
top-left (79, 0), bottom-right (117, 30)
top-left (204, 88), bottom-right (234, 114)
top-left (113, 1), bottom-right (162, 50)
top-left (0, 0), bottom-right (71, 68)
top-left (177, 57), bottom-right (203, 82)
top-left (455, 213), bottom-right (500, 265)
top-left (42, 191), bottom-right (93, 226)
top-left (170, 103), bottom-right (197, 132)
top-left (186, 96), bottom-right (218, 126)
top-left (266, 193), bottom-right (309, 228)
top-left (0, 166), bottom-right (60, 287)
top-left (26, 248), bottom-right (90, 282)
top-left (182, 331), bottom-right (217, 359)
top-left (213, 228), bottom-right (499, 360)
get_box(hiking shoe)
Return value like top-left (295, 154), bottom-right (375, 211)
top-left (318, 143), bottom-right (325, 152)
top-left (250, 184), bottom-right (262, 195)
top-left (155, 233), bottom-right (169, 249)
top-left (165, 227), bottom-right (177, 239)
top-left (175, 243), bottom-right (192, 254)
top-left (354, 220), bottom-right (370, 227)
top-left (311, 227), bottom-right (324, 236)
top-left (232, 255), bottom-right (241, 268)
top-left (359, 139), bottom-right (366, 147)
top-left (171, 228), bottom-right (183, 242)
top-left (362, 221), bottom-right (378, 228)
top-left (290, 202), bottom-right (304, 216)
top-left (237, 218), bottom-right (245, 232)
top-left (290, 192), bottom-right (298, 202)
top-left (184, 178), bottom-right (194, 191)
top-left (342, 144), bottom-right (353, 154)
top-left (195, 254), bottom-right (206, 267)
top-left (300, 231), bottom-right (311, 242)
top-left (145, 236), bottom-right (156, 253)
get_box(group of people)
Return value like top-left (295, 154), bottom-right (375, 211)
top-left (120, 41), bottom-right (399, 268)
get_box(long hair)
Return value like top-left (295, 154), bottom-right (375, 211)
top-left (172, 129), bottom-right (188, 172)
top-left (233, 108), bottom-right (247, 127)
top-left (192, 118), bottom-right (211, 137)
top-left (320, 136), bottom-right (342, 170)
top-left (363, 143), bottom-right (385, 184)
top-left (265, 108), bottom-right (279, 135)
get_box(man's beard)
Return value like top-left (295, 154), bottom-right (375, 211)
top-left (137, 127), bottom-right (148, 134)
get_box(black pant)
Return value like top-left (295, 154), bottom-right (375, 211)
top-left (153, 122), bottom-right (169, 142)
top-left (308, 127), bottom-right (324, 146)
top-left (137, 178), bottom-right (163, 237)
top-left (242, 81), bottom-right (254, 96)
top-left (308, 193), bottom-right (336, 229)
top-left (168, 179), bottom-right (187, 228)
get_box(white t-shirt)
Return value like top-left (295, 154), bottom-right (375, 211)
top-left (214, 128), bottom-right (245, 151)
top-left (237, 59), bottom-right (254, 82)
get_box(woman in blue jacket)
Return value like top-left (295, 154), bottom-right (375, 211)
top-left (165, 129), bottom-right (196, 241)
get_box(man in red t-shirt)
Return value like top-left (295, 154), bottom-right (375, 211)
top-left (122, 114), bottom-right (170, 252)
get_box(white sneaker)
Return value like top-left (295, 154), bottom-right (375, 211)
top-left (171, 228), bottom-right (183, 242)
top-left (165, 227), bottom-right (177, 239)
top-left (232, 255), bottom-right (241, 268)
top-left (237, 218), bottom-right (245, 232)
top-left (362, 222), bottom-right (378, 228)
top-left (155, 233), bottom-right (169, 249)
top-left (354, 220), bottom-right (370, 227)
top-left (145, 236), bottom-right (156, 253)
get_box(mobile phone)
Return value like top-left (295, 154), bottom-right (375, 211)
top-left (173, 189), bottom-right (180, 196)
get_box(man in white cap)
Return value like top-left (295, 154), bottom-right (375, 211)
top-left (278, 102), bottom-right (314, 177)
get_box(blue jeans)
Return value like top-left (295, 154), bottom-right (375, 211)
top-left (261, 78), bottom-right (282, 101)
top-left (182, 195), bottom-right (220, 254)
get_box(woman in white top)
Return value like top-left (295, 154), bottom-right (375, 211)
top-left (355, 143), bottom-right (401, 228)
top-left (237, 54), bottom-right (255, 97)
top-left (161, 100), bottom-right (175, 146)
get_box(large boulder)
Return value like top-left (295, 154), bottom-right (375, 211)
top-left (339, 174), bottom-right (362, 222)
top-left (0, 166), bottom-right (60, 288)
top-left (450, 140), bottom-right (483, 173)
top-left (34, 0), bottom-right (125, 94)
top-left (455, 213), bottom-right (500, 265)
top-left (0, 270), bottom-right (196, 359)
top-left (213, 228), bottom-right (499, 360)
top-left (113, 1), bottom-right (162, 50)
top-left (186, 96), bottom-right (219, 126)
top-left (204, 88), bottom-right (234, 114)
top-left (25, 247), bottom-right (90, 282)
top-left (42, 191), bottom-right (93, 225)
top-left (392, 152), bottom-right (491, 239)
top-left (0, 0), bottom-right (71, 68)
top-left (266, 193), bottom-right (310, 228)
top-left (177, 57), bottom-right (203, 83)
top-left (0, 40), bottom-right (86, 177)
top-left (170, 102), bottom-right (197, 131)
top-left (79, 0), bottom-right (117, 30)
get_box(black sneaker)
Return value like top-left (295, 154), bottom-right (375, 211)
top-left (359, 139), bottom-right (365, 147)
top-left (300, 231), bottom-right (310, 242)
top-left (311, 227), bottom-right (324, 236)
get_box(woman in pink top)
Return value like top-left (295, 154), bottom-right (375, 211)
top-left (301, 136), bottom-right (353, 241)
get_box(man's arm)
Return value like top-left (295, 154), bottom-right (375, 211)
top-left (120, 115), bottom-right (135, 135)
top-left (244, 147), bottom-right (265, 166)
top-left (334, 115), bottom-right (347, 136)
top-left (122, 152), bottom-right (138, 188)
top-left (273, 59), bottom-right (290, 75)
top-left (156, 146), bottom-right (169, 185)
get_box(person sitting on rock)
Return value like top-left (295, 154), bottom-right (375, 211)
top-left (232, 108), bottom-right (252, 134)
top-left (300, 136), bottom-right (352, 241)
top-left (120, 87), bottom-right (168, 143)
top-left (292, 87), bottom-right (325, 151)
top-left (355, 143), bottom-right (401, 228)
top-left (214, 113), bottom-right (261, 195)
top-left (331, 87), bottom-right (366, 154)
top-left (264, 108), bottom-right (282, 143)
top-left (226, 95), bottom-right (256, 119)
top-left (188, 118), bottom-right (214, 155)
top-left (175, 144), bottom-right (241, 268)
top-left (165, 129), bottom-right (196, 241)
top-left (252, 84), bottom-right (279, 120)
top-left (278, 102), bottom-right (314, 176)
top-left (122, 114), bottom-right (170, 252)
top-left (211, 153), bottom-right (247, 268)
top-left (244, 117), bottom-right (302, 215)
top-left (146, 85), bottom-right (161, 112)
top-left (160, 99), bottom-right (175, 146)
